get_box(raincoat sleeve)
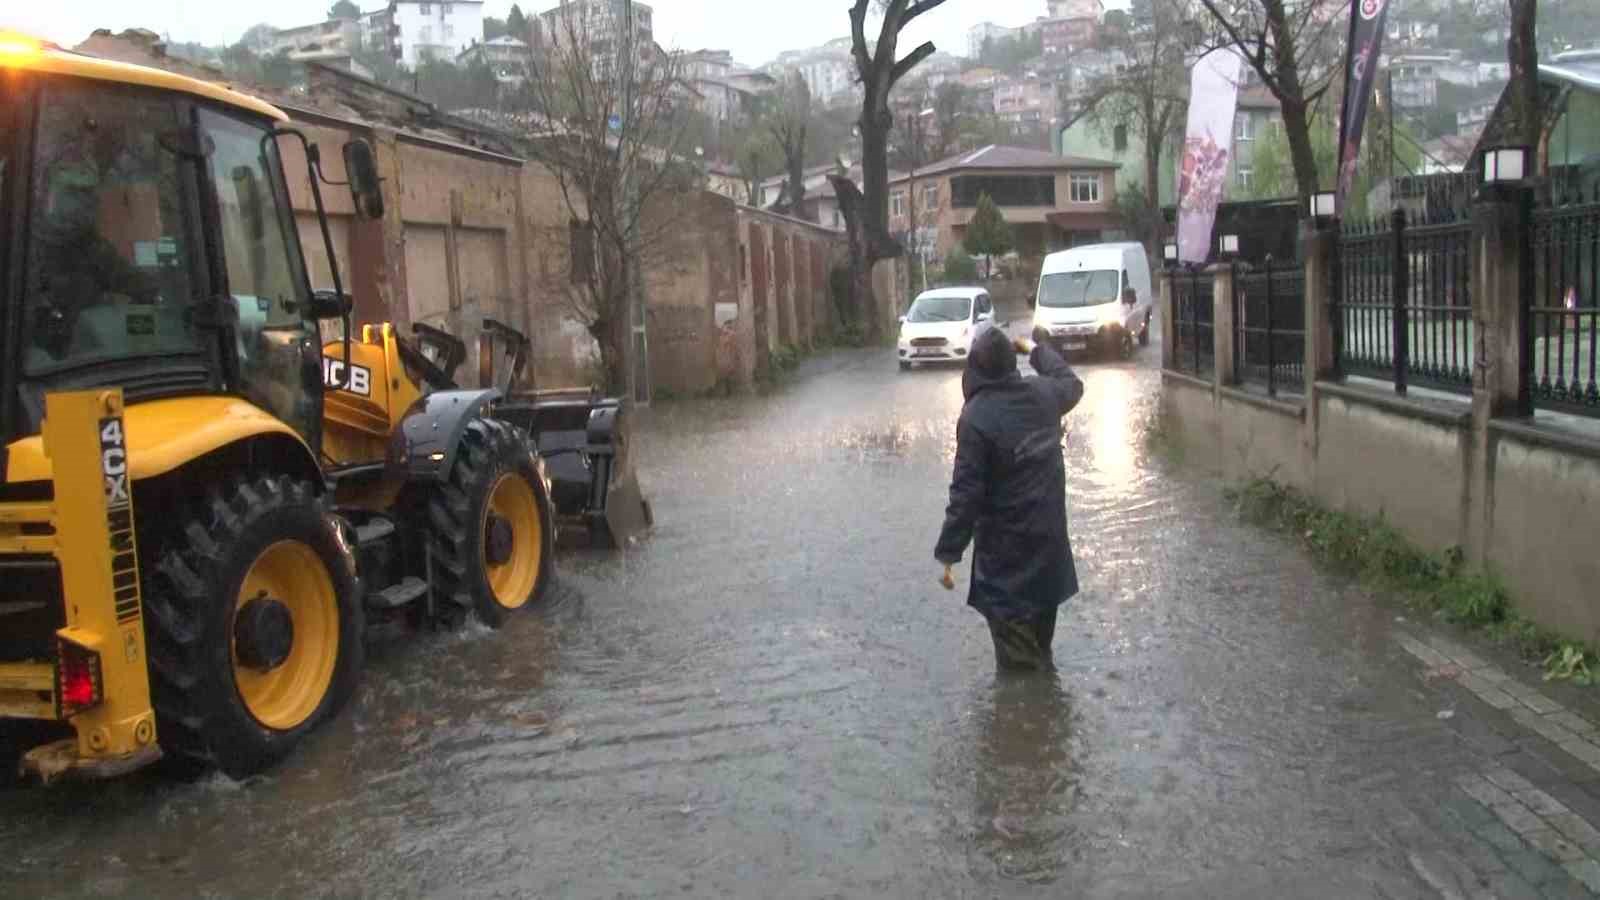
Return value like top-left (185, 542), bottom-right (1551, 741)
top-left (935, 417), bottom-right (990, 565)
top-left (1030, 342), bottom-right (1085, 417)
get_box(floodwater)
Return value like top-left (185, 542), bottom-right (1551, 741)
top-left (0, 313), bottom-right (1528, 897)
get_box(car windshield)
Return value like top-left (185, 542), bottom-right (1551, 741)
top-left (906, 295), bottom-right (972, 323)
top-left (1038, 270), bottom-right (1121, 308)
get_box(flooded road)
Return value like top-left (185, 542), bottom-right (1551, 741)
top-left (2, 319), bottom-right (1588, 897)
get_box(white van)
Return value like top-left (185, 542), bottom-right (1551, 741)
top-left (1031, 242), bottom-right (1154, 359)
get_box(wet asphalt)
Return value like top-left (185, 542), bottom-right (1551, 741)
top-left (0, 310), bottom-right (1585, 898)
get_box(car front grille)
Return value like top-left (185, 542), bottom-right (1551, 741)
top-left (910, 337), bottom-right (949, 348)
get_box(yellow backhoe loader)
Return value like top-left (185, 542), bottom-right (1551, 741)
top-left (0, 34), bottom-right (619, 782)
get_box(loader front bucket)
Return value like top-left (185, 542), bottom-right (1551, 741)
top-left (595, 468), bottom-right (652, 550)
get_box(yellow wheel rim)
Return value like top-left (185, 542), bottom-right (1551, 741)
top-left (484, 472), bottom-right (543, 611)
top-left (232, 541), bottom-right (340, 731)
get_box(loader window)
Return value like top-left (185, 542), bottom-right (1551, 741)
top-left (22, 82), bottom-right (204, 375)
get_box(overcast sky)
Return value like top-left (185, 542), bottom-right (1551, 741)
top-left (3, 0), bottom-right (1124, 67)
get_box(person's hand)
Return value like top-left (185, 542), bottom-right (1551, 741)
top-left (939, 564), bottom-right (956, 591)
top-left (1012, 335), bottom-right (1034, 355)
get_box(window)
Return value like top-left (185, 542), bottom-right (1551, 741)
top-left (1236, 166), bottom-right (1253, 191)
top-left (1113, 124), bottom-right (1128, 152)
top-left (419, 25), bottom-right (433, 43)
top-left (443, 23), bottom-right (454, 39)
top-left (950, 175), bottom-right (1055, 208)
top-left (441, 2), bottom-right (451, 12)
top-left (200, 109), bottom-right (318, 439)
top-left (419, 2), bottom-right (431, 12)
top-left (24, 82), bottom-right (205, 377)
top-left (891, 191), bottom-right (906, 218)
top-left (1235, 113), bottom-right (1254, 141)
top-left (832, 209), bottom-right (841, 227)
top-left (1069, 173), bottom-right (1101, 203)
top-left (921, 183), bottom-right (938, 211)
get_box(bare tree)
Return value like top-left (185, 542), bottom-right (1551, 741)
top-left (1196, 0), bottom-right (1345, 203)
top-left (520, 2), bottom-right (697, 395)
top-left (1083, 0), bottom-right (1203, 255)
top-left (767, 72), bottom-right (814, 219)
top-left (836, 0), bottom-right (951, 340)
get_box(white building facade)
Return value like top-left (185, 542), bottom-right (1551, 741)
top-left (392, 0), bottom-right (486, 68)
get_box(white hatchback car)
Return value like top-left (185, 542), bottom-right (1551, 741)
top-left (897, 288), bottom-right (994, 370)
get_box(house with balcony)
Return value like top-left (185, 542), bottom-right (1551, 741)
top-left (886, 145), bottom-right (1120, 261)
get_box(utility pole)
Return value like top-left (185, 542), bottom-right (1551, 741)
top-left (622, 0), bottom-right (650, 406)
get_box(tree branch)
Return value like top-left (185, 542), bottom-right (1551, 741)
top-left (890, 42), bottom-right (936, 88)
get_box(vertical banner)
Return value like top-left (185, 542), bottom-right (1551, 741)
top-left (1176, 49), bottom-right (1243, 263)
top-left (1336, 0), bottom-right (1394, 213)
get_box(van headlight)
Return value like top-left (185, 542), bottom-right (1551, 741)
top-left (1100, 304), bottom-right (1125, 325)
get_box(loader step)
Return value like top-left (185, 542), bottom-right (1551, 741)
top-left (355, 519), bottom-right (396, 547)
top-left (368, 577), bottom-right (428, 610)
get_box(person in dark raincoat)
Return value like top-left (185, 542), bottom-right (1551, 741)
top-left (935, 324), bottom-right (1085, 671)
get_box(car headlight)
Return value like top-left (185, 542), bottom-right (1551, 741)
top-left (1100, 304), bottom-right (1124, 325)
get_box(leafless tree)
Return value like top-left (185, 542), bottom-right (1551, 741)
top-left (520, 2), bottom-right (698, 395)
top-left (767, 72), bottom-right (814, 219)
top-left (1082, 0), bottom-right (1205, 255)
top-left (1196, 0), bottom-right (1346, 203)
top-left (835, 0), bottom-right (951, 341)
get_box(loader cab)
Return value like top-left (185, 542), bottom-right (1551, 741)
top-left (0, 61), bottom-right (326, 454)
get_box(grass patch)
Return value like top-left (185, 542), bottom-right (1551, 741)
top-left (1139, 406), bottom-right (1186, 467)
top-left (1225, 477), bottom-right (1594, 683)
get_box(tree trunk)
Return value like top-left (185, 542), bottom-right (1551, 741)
top-left (1279, 99), bottom-right (1320, 205)
top-left (1507, 0), bottom-right (1540, 152)
top-left (1262, 0), bottom-right (1320, 205)
top-left (785, 149), bottom-right (807, 220)
top-left (1142, 95), bottom-right (1163, 258)
top-left (830, 174), bottom-right (879, 339)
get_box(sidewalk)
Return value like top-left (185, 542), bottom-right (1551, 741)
top-left (1397, 626), bottom-right (1600, 897)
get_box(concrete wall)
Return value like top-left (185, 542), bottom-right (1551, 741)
top-left (1311, 389), bottom-right (1472, 553)
top-left (1158, 235), bottom-right (1600, 639)
top-left (1485, 427), bottom-right (1600, 637)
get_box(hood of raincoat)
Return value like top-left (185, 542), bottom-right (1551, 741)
top-left (962, 324), bottom-right (1019, 400)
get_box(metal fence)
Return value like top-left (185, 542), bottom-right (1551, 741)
top-left (1233, 259), bottom-right (1306, 397)
top-left (1173, 266), bottom-right (1215, 379)
top-left (1529, 186), bottom-right (1600, 417)
top-left (1334, 207), bottom-right (1474, 394)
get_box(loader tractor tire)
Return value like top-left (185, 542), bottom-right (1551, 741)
top-left (142, 475), bottom-right (365, 779)
top-left (424, 418), bottom-right (553, 628)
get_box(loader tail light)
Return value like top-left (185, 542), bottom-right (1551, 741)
top-left (57, 641), bottom-right (103, 713)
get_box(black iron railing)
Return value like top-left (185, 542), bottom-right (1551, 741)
top-left (1173, 266), bottom-right (1214, 379)
top-left (1334, 207), bottom-right (1473, 394)
top-left (1234, 258), bottom-right (1306, 397)
top-left (1530, 186), bottom-right (1600, 418)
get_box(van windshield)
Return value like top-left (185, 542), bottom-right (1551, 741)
top-left (906, 295), bottom-right (973, 323)
top-left (1038, 270), bottom-right (1120, 308)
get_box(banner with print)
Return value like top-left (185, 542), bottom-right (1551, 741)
top-left (1336, 0), bottom-right (1394, 214)
top-left (1176, 49), bottom-right (1243, 263)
